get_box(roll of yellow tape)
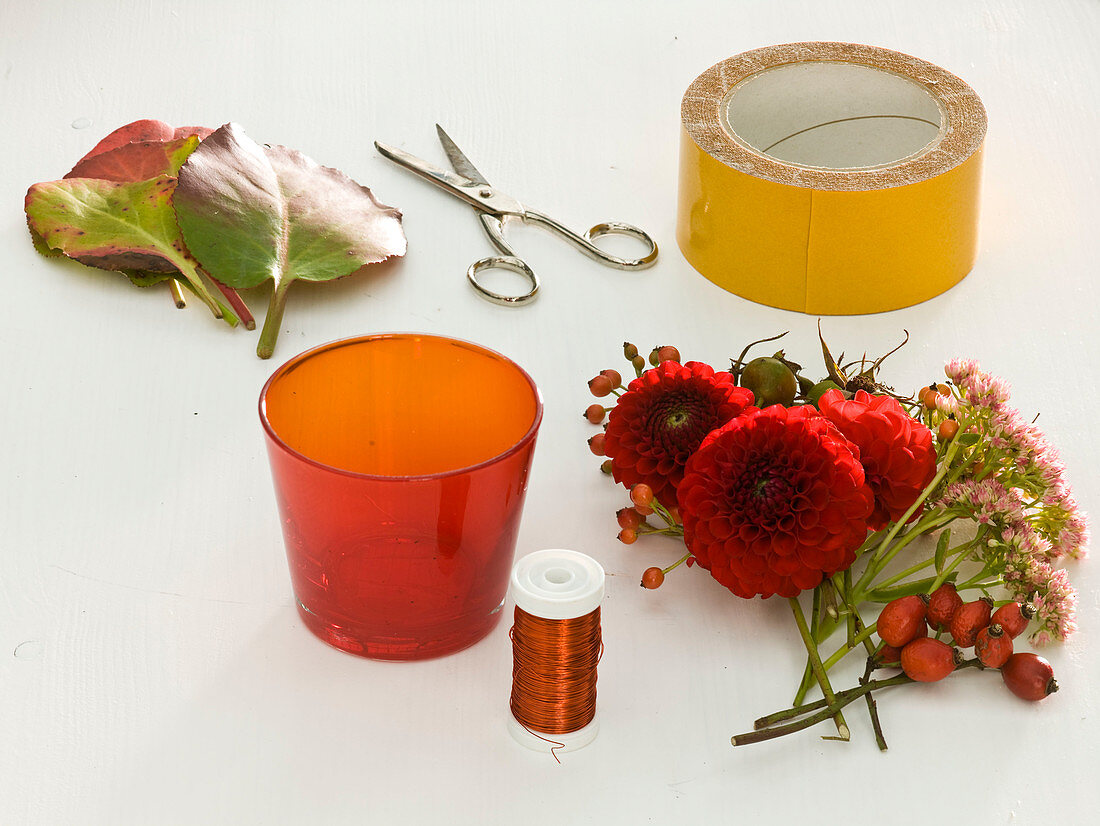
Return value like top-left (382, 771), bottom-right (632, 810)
top-left (677, 42), bottom-right (987, 314)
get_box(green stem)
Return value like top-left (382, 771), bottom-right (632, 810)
top-left (868, 555), bottom-right (938, 592)
top-left (858, 425), bottom-right (971, 581)
top-left (754, 696), bottom-right (831, 729)
top-left (734, 675), bottom-right (907, 746)
top-left (660, 552), bottom-right (692, 575)
top-left (820, 624), bottom-right (878, 672)
top-left (788, 597), bottom-right (849, 741)
top-left (928, 541), bottom-right (984, 592)
top-left (860, 659), bottom-right (889, 751)
top-left (854, 511), bottom-right (954, 597)
top-left (794, 605), bottom-right (841, 705)
top-left (734, 658), bottom-right (985, 747)
top-left (864, 574), bottom-right (949, 603)
top-left (257, 278), bottom-right (293, 359)
top-left (843, 570), bottom-right (856, 651)
top-left (793, 586), bottom-right (823, 708)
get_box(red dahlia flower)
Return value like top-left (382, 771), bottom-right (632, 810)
top-left (603, 361), bottom-right (755, 507)
top-left (818, 389), bottom-right (937, 530)
top-left (678, 405), bottom-right (874, 599)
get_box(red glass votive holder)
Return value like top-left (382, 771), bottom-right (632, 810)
top-left (259, 333), bottom-right (543, 660)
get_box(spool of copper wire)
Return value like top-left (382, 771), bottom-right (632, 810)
top-left (508, 549), bottom-right (606, 754)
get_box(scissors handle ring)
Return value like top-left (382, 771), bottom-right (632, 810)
top-left (523, 210), bottom-right (658, 271)
top-left (467, 255), bottom-right (540, 306)
top-left (585, 222), bottom-right (659, 269)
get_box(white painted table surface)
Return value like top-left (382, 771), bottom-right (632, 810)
top-left (2, 1), bottom-right (1098, 823)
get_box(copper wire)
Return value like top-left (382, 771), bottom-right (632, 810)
top-left (510, 606), bottom-right (601, 736)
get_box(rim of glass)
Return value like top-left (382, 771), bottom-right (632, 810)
top-left (258, 332), bottom-right (545, 482)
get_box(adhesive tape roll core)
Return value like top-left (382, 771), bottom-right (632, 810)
top-left (677, 42), bottom-right (987, 314)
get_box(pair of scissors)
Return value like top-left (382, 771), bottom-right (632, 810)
top-left (374, 126), bottom-right (658, 306)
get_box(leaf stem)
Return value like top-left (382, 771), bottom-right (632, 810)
top-left (209, 276), bottom-right (255, 330)
top-left (257, 278), bottom-right (293, 359)
top-left (168, 278), bottom-right (187, 308)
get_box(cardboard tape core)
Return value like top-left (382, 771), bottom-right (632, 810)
top-left (723, 62), bottom-right (944, 170)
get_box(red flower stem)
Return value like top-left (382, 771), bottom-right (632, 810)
top-left (735, 658), bottom-right (985, 747)
top-left (870, 548), bottom-right (947, 591)
top-left (819, 624), bottom-right (878, 673)
top-left (734, 676), bottom-right (905, 746)
top-left (755, 695), bottom-right (831, 729)
top-left (863, 574), bottom-right (947, 603)
top-left (844, 571), bottom-right (857, 650)
top-left (793, 588), bottom-right (825, 706)
top-left (841, 571), bottom-right (878, 661)
top-left (860, 658), bottom-right (889, 751)
top-left (793, 659), bottom-right (815, 707)
top-left (852, 510), bottom-right (951, 598)
top-left (788, 596), bottom-right (849, 741)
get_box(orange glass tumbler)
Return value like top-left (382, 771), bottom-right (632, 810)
top-left (259, 334), bottom-right (543, 660)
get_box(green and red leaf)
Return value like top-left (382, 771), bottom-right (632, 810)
top-left (65, 136), bottom-right (200, 182)
top-left (75, 119), bottom-right (211, 165)
top-left (174, 122), bottom-right (406, 358)
top-left (25, 175), bottom-right (236, 324)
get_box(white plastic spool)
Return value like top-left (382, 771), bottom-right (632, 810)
top-left (507, 549), bottom-right (605, 754)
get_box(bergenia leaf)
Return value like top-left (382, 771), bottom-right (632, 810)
top-left (29, 134), bottom-right (199, 289)
top-left (25, 175), bottom-right (237, 325)
top-left (65, 136), bottom-right (200, 182)
top-left (60, 131), bottom-right (255, 327)
top-left (75, 119), bottom-right (212, 165)
top-left (174, 122), bottom-right (406, 358)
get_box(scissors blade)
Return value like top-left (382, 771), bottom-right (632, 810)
top-left (435, 124), bottom-right (490, 186)
top-left (375, 140), bottom-right (525, 217)
top-left (374, 141), bottom-right (480, 199)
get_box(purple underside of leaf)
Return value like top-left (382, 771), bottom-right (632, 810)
top-left (70, 248), bottom-right (180, 272)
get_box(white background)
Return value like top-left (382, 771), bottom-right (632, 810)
top-left (2, 1), bottom-right (1098, 823)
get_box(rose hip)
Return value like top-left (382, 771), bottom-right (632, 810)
top-left (975, 623), bottom-right (1013, 668)
top-left (640, 567), bottom-right (664, 589)
top-left (601, 369), bottom-right (623, 388)
top-left (900, 638), bottom-right (957, 682)
top-left (990, 601), bottom-right (1034, 639)
top-left (949, 596), bottom-right (994, 647)
top-left (927, 582), bottom-right (963, 632)
top-left (1001, 652), bottom-right (1059, 701)
top-left (584, 403), bottom-right (606, 424)
top-left (588, 374), bottom-right (614, 397)
top-left (616, 507), bottom-right (644, 530)
top-left (876, 594), bottom-right (929, 648)
top-left (630, 483), bottom-right (655, 508)
top-left (587, 433), bottom-right (606, 456)
top-left (877, 644), bottom-right (903, 666)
